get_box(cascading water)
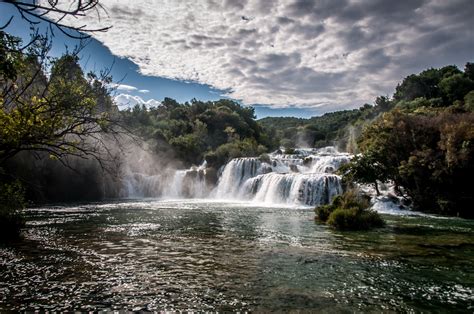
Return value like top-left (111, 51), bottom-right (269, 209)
top-left (310, 155), bottom-right (351, 173)
top-left (123, 147), bottom-right (350, 206)
top-left (123, 161), bottom-right (210, 199)
top-left (123, 172), bottom-right (165, 198)
top-left (242, 173), bottom-right (342, 206)
top-left (213, 158), bottom-right (264, 197)
top-left (213, 147), bottom-right (349, 206)
top-left (162, 162), bottom-right (210, 198)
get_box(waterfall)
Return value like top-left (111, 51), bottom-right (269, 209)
top-left (213, 147), bottom-right (349, 206)
top-left (164, 170), bottom-right (187, 197)
top-left (242, 173), bottom-right (342, 206)
top-left (123, 161), bottom-right (210, 199)
top-left (123, 172), bottom-right (164, 198)
top-left (213, 158), bottom-right (265, 197)
top-left (123, 146), bottom-right (349, 206)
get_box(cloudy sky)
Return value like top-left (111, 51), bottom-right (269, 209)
top-left (2, 0), bottom-right (474, 117)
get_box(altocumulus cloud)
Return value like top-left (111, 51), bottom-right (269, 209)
top-left (59, 0), bottom-right (474, 112)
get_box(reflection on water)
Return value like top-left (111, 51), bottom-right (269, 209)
top-left (0, 199), bottom-right (473, 311)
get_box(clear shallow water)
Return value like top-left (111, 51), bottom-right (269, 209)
top-left (0, 199), bottom-right (473, 312)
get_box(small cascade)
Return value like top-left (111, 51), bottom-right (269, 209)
top-left (123, 172), bottom-right (164, 198)
top-left (164, 170), bottom-right (187, 197)
top-left (124, 161), bottom-right (210, 199)
top-left (310, 155), bottom-right (351, 173)
top-left (161, 161), bottom-right (210, 198)
top-left (214, 158), bottom-right (264, 197)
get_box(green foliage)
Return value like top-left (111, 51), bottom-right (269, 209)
top-left (353, 109), bottom-right (474, 217)
top-left (0, 33), bottom-right (120, 166)
top-left (465, 62), bottom-right (474, 81)
top-left (0, 179), bottom-right (26, 239)
top-left (327, 207), bottom-right (385, 231)
top-left (315, 204), bottom-right (332, 222)
top-left (393, 66), bottom-right (463, 102)
top-left (0, 32), bottom-right (124, 204)
top-left (439, 74), bottom-right (474, 103)
top-left (284, 147), bottom-right (297, 154)
top-left (464, 91), bottom-right (474, 111)
top-left (259, 153), bottom-right (271, 164)
top-left (342, 63), bottom-right (474, 218)
top-left (205, 138), bottom-right (267, 169)
top-left (122, 98), bottom-right (273, 167)
top-left (0, 31), bottom-right (22, 80)
top-left (169, 133), bottom-right (206, 165)
top-left (258, 100), bottom-right (392, 151)
top-left (339, 153), bottom-right (386, 195)
top-left (259, 109), bottom-right (365, 148)
top-left (315, 189), bottom-right (384, 231)
top-left (393, 64), bottom-right (474, 108)
top-left (374, 96), bottom-right (394, 112)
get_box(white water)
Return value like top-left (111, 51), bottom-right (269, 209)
top-left (122, 147), bottom-right (349, 206)
top-left (243, 173), bottom-right (342, 206)
top-left (212, 148), bottom-right (347, 206)
top-left (123, 161), bottom-right (210, 199)
top-left (163, 162), bottom-right (210, 198)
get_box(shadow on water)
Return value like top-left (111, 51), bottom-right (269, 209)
top-left (0, 200), bottom-right (473, 311)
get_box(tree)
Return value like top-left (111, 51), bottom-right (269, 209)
top-left (348, 109), bottom-right (474, 218)
top-left (0, 33), bottom-right (124, 170)
top-left (464, 62), bottom-right (474, 81)
top-left (374, 95), bottom-right (393, 112)
top-left (439, 74), bottom-right (474, 103)
top-left (0, 1), bottom-right (115, 237)
top-left (393, 66), bottom-right (462, 102)
top-left (340, 153), bottom-right (386, 195)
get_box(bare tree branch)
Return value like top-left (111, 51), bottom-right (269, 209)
top-left (1, 0), bottom-right (110, 39)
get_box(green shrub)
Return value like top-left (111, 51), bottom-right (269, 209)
top-left (315, 189), bottom-right (384, 231)
top-left (315, 204), bottom-right (332, 222)
top-left (0, 180), bottom-right (26, 240)
top-left (327, 207), bottom-right (384, 231)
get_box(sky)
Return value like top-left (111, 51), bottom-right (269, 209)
top-left (1, 0), bottom-right (473, 118)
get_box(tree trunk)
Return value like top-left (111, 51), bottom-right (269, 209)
top-left (374, 181), bottom-right (380, 196)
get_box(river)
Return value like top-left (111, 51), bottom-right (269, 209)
top-left (1, 199), bottom-right (472, 311)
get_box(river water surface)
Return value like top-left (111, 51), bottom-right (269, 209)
top-left (0, 199), bottom-right (473, 311)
